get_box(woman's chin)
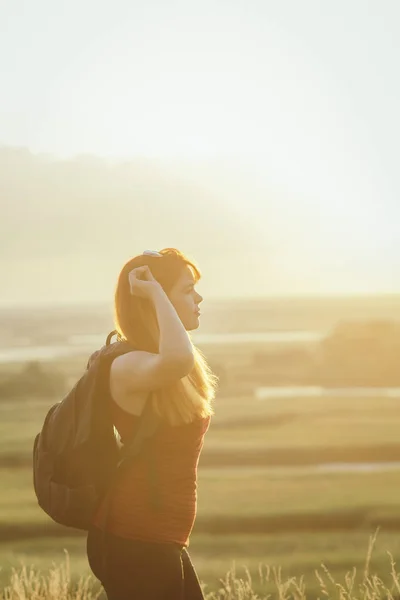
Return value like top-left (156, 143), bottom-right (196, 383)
top-left (186, 315), bottom-right (200, 332)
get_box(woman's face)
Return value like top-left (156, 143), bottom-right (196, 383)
top-left (167, 265), bottom-right (203, 331)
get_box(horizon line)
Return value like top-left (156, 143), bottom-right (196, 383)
top-left (1, 291), bottom-right (400, 311)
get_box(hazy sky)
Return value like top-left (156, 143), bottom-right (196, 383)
top-left (1, 0), bottom-right (400, 303)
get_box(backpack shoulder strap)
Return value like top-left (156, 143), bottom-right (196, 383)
top-left (73, 340), bottom-right (133, 449)
top-left (118, 399), bottom-right (161, 467)
top-left (91, 338), bottom-right (162, 464)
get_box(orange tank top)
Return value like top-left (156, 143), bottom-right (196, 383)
top-left (93, 395), bottom-right (211, 547)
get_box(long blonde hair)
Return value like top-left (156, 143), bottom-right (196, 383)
top-left (114, 248), bottom-right (218, 426)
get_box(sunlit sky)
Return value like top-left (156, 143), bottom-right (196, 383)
top-left (1, 0), bottom-right (400, 303)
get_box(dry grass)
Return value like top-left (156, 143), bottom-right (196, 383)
top-left (1, 532), bottom-right (399, 600)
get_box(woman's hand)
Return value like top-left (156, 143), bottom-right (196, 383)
top-left (128, 266), bottom-right (162, 300)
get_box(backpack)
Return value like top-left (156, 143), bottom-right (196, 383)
top-left (33, 331), bottom-right (161, 531)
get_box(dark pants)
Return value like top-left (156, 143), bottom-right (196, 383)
top-left (87, 526), bottom-right (205, 600)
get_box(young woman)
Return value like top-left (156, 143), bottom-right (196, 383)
top-left (86, 247), bottom-right (218, 600)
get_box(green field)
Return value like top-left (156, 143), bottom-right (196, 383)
top-left (2, 467), bottom-right (400, 529)
top-left (3, 393), bottom-right (400, 458)
top-left (1, 352), bottom-right (400, 597)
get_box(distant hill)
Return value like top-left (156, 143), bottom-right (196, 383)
top-left (1, 146), bottom-right (399, 305)
top-left (0, 146), bottom-right (260, 256)
top-left (0, 146), bottom-right (274, 304)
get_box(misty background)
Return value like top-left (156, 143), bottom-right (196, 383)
top-left (1, 0), bottom-right (400, 306)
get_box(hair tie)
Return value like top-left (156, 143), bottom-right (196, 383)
top-left (142, 250), bottom-right (162, 257)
